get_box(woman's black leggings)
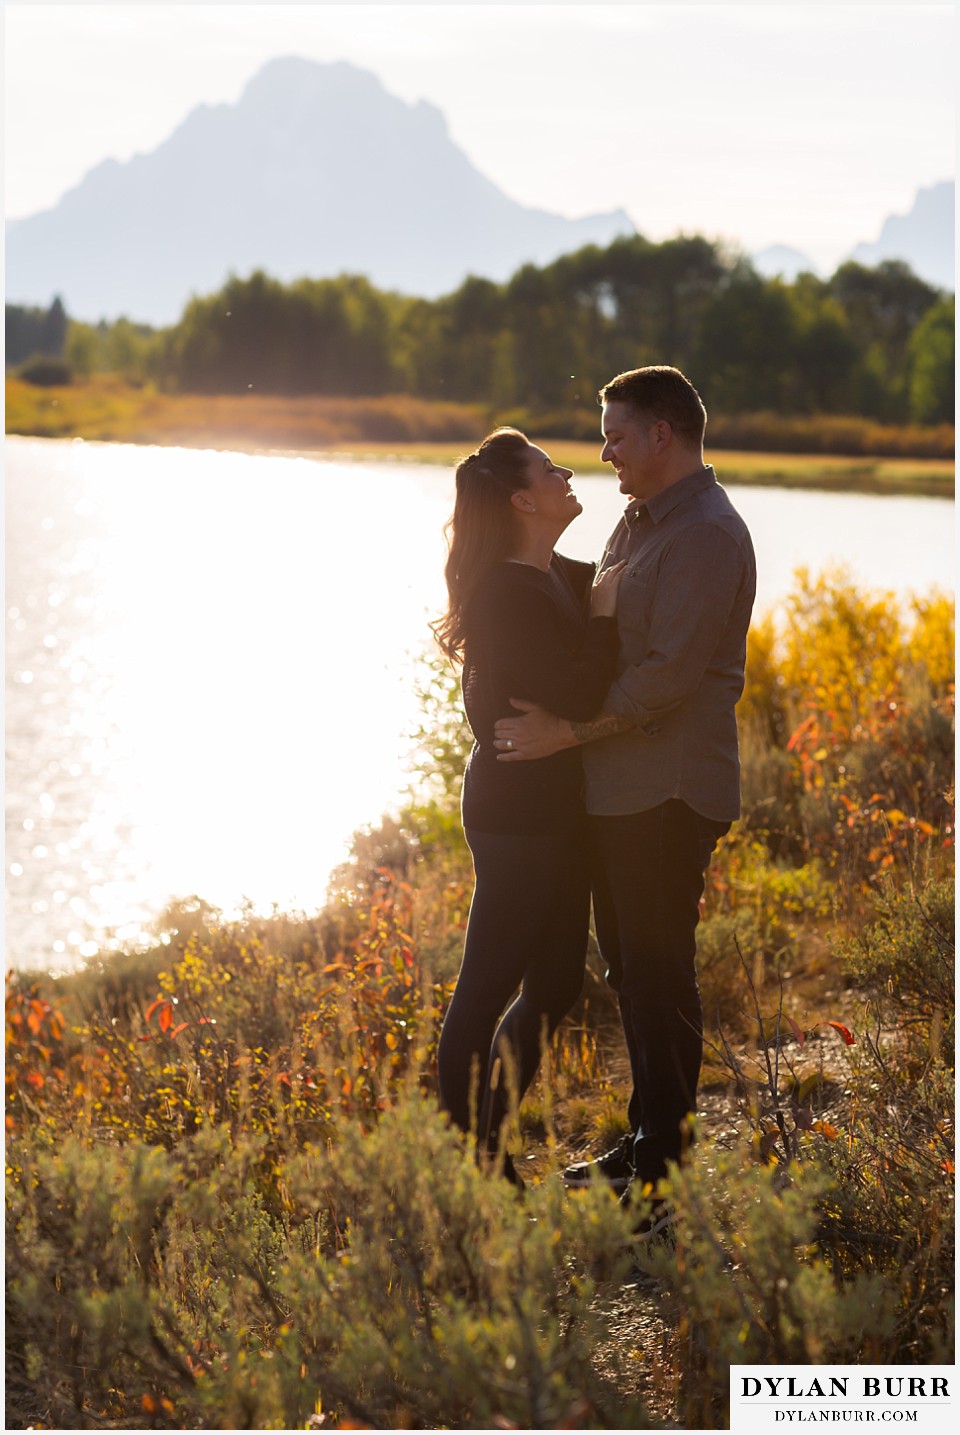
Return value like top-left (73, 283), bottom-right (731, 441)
top-left (437, 826), bottom-right (591, 1149)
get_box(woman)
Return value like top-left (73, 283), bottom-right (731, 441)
top-left (432, 427), bottom-right (624, 1184)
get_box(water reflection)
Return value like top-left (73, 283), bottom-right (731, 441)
top-left (4, 437), bottom-right (954, 970)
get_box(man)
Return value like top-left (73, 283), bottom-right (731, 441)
top-left (494, 365), bottom-right (756, 1203)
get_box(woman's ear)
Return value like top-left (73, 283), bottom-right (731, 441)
top-left (510, 490), bottom-right (537, 514)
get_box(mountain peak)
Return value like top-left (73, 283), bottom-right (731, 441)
top-left (851, 180), bottom-right (954, 291)
top-left (241, 55), bottom-right (387, 106)
top-left (751, 180), bottom-right (955, 292)
top-left (6, 57), bottom-right (631, 323)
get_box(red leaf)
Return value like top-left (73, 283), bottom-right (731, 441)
top-left (26, 1070), bottom-right (45, 1089)
top-left (827, 1021), bottom-right (855, 1046)
top-left (786, 1015), bottom-right (806, 1047)
top-left (168, 1022), bottom-right (190, 1038)
top-left (786, 714), bottom-right (816, 752)
top-left (145, 997), bottom-right (165, 1021)
top-left (158, 1002), bottom-right (174, 1033)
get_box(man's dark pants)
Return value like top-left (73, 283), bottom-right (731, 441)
top-left (588, 798), bottom-right (729, 1187)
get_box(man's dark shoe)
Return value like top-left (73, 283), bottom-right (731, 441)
top-left (620, 1179), bottom-right (675, 1241)
top-left (562, 1133), bottom-right (635, 1193)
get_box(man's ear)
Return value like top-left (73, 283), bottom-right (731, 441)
top-left (651, 419), bottom-right (672, 451)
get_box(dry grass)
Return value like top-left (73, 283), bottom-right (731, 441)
top-left (6, 378), bottom-right (954, 494)
top-left (317, 439), bottom-right (955, 496)
top-left (4, 378), bottom-right (489, 450)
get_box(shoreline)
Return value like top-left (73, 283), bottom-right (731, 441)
top-left (299, 439), bottom-right (957, 497)
top-left (7, 430), bottom-right (955, 497)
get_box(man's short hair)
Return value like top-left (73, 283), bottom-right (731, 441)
top-left (599, 366), bottom-right (707, 446)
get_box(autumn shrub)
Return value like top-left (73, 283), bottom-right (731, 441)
top-left (812, 877), bottom-right (955, 1349)
top-left (499, 405), bottom-right (954, 458)
top-left (636, 1152), bottom-right (899, 1429)
top-left (6, 872), bottom-right (452, 1167)
top-left (5, 377), bottom-right (490, 447)
top-left (705, 411), bottom-right (955, 459)
top-left (276, 1096), bottom-right (647, 1429)
top-left (7, 1120), bottom-right (313, 1429)
top-left (737, 568), bottom-right (954, 886)
top-left (840, 875), bottom-right (954, 1062)
top-left (683, 864), bottom-right (954, 1372)
top-left (6, 1089), bottom-right (651, 1431)
top-left (696, 836), bottom-right (834, 1030)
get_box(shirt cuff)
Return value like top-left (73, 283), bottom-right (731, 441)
top-left (604, 680), bottom-right (662, 734)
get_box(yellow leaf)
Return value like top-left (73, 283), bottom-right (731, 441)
top-left (794, 1073), bottom-right (820, 1102)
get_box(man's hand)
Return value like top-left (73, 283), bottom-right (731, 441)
top-left (493, 700), bottom-right (575, 761)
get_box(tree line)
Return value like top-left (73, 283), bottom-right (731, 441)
top-left (6, 235), bottom-right (955, 424)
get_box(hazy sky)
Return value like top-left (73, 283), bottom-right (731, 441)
top-left (4, 2), bottom-right (955, 270)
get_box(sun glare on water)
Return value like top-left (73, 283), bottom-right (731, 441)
top-left (5, 441), bottom-right (453, 966)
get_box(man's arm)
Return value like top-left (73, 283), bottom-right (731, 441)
top-left (569, 711), bottom-right (635, 744)
top-left (493, 700), bottom-right (634, 761)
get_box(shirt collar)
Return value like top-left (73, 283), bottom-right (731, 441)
top-left (626, 465), bottom-right (717, 525)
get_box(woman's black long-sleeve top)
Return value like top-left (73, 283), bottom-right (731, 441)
top-left (460, 554), bottom-right (619, 835)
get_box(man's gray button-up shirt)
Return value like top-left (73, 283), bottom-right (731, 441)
top-left (583, 464), bottom-right (756, 822)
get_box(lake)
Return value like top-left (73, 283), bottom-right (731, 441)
top-left (4, 436), bottom-right (955, 970)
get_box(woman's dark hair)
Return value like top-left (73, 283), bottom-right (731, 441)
top-left (431, 427), bottom-right (532, 663)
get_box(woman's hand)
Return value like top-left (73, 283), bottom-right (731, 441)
top-left (589, 559), bottom-right (627, 619)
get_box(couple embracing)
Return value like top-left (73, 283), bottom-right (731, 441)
top-left (432, 365), bottom-right (756, 1211)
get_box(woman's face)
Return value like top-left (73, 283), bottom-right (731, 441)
top-left (521, 444), bottom-right (582, 526)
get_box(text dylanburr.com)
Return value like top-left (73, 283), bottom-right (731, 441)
top-left (730, 1367), bottom-right (953, 1434)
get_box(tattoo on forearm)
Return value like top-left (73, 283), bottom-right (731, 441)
top-left (568, 712), bottom-right (635, 745)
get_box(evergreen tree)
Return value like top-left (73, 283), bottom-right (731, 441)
top-left (39, 296), bottom-right (68, 357)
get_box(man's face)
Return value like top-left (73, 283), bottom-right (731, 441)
top-left (600, 400), bottom-right (659, 500)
